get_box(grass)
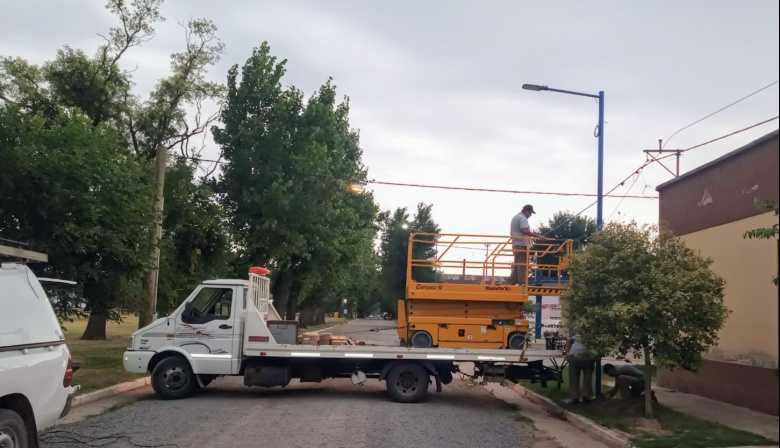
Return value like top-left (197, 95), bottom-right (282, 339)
top-left (301, 317), bottom-right (349, 332)
top-left (62, 315), bottom-right (145, 396)
top-left (500, 400), bottom-right (535, 425)
top-left (523, 367), bottom-right (776, 448)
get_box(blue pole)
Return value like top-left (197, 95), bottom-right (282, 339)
top-left (535, 295), bottom-right (543, 340)
top-left (595, 90), bottom-right (605, 397)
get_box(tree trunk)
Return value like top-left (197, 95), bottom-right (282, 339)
top-left (271, 270), bottom-right (293, 319)
top-left (299, 306), bottom-right (316, 328)
top-left (286, 289), bottom-right (297, 321)
top-left (314, 305), bottom-right (326, 325)
top-left (81, 312), bottom-right (107, 340)
top-left (643, 346), bottom-right (654, 419)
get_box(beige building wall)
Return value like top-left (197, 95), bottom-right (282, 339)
top-left (680, 211), bottom-right (778, 368)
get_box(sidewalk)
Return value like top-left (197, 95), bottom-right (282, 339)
top-left (654, 387), bottom-right (779, 443)
top-left (595, 376), bottom-right (779, 443)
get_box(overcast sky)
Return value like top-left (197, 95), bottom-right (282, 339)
top-left (2, 0), bottom-right (778, 246)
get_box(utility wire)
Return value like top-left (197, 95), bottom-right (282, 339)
top-left (681, 115), bottom-right (779, 152)
top-left (545, 116), bottom-right (780, 234)
top-left (663, 80), bottom-right (779, 148)
top-left (367, 180), bottom-right (656, 200)
top-left (176, 155), bottom-right (657, 200)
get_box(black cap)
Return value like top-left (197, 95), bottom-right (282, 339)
top-left (522, 204), bottom-right (536, 214)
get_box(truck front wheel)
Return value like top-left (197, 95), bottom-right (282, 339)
top-left (386, 363), bottom-right (430, 403)
top-left (151, 356), bottom-right (198, 400)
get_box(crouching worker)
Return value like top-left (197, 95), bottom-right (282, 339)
top-left (603, 363), bottom-right (658, 403)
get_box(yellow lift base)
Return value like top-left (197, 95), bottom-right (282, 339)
top-left (399, 233), bottom-right (572, 349)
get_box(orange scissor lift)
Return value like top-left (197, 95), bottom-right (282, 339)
top-left (398, 233), bottom-right (572, 349)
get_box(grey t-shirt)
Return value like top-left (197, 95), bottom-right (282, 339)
top-left (614, 364), bottom-right (645, 379)
top-left (510, 213), bottom-right (531, 247)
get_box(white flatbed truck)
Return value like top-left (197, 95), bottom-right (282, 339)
top-left (124, 268), bottom-right (562, 403)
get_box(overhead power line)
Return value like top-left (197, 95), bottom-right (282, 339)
top-left (367, 180), bottom-right (657, 200)
top-left (663, 80), bottom-right (779, 148)
top-left (681, 115), bottom-right (779, 152)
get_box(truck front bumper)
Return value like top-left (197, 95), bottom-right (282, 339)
top-left (123, 350), bottom-right (155, 373)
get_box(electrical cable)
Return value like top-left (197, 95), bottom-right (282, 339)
top-left (39, 430), bottom-right (179, 448)
top-left (681, 116), bottom-right (779, 152)
top-left (607, 172), bottom-right (641, 222)
top-left (663, 80), bottom-right (779, 148)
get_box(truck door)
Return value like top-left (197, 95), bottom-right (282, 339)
top-left (175, 285), bottom-right (240, 375)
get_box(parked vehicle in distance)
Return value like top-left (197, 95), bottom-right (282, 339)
top-left (1, 245), bottom-right (78, 448)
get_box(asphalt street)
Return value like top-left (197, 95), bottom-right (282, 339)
top-left (40, 319), bottom-right (552, 448)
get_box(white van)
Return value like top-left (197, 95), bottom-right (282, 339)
top-left (1, 247), bottom-right (77, 448)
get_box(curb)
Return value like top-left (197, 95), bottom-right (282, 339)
top-left (510, 383), bottom-right (635, 448)
top-left (72, 377), bottom-right (151, 408)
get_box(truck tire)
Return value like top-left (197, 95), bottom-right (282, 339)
top-left (508, 332), bottom-right (526, 350)
top-left (0, 409), bottom-right (29, 448)
top-left (386, 363), bottom-right (430, 403)
top-left (151, 356), bottom-right (198, 400)
top-left (410, 331), bottom-right (433, 348)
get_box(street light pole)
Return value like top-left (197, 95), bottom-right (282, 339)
top-left (597, 91), bottom-right (605, 230)
top-left (522, 83), bottom-right (605, 396)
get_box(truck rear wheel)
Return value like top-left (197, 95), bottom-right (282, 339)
top-left (0, 409), bottom-right (28, 448)
top-left (386, 363), bottom-right (430, 403)
top-left (151, 356), bottom-right (198, 400)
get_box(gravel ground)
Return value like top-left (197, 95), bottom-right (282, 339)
top-left (41, 376), bottom-right (542, 448)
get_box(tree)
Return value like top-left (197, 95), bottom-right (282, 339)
top-left (744, 198), bottom-right (779, 286)
top-left (0, 105), bottom-right (153, 339)
top-left (537, 211), bottom-right (597, 249)
top-left (156, 161), bottom-right (234, 315)
top-left (378, 203), bottom-right (441, 316)
top-left (214, 42), bottom-right (378, 325)
top-left (536, 211), bottom-right (597, 278)
top-left (1, 0), bottom-right (228, 335)
top-left (563, 222), bottom-right (728, 418)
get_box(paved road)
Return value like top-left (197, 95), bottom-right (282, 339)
top-left (41, 320), bottom-right (554, 448)
top-left (327, 318), bottom-right (401, 346)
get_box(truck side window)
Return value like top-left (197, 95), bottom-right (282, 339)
top-left (182, 287), bottom-right (233, 324)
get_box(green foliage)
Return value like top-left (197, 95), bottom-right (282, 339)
top-left (1, 0), bottom-right (228, 337)
top-left (536, 211), bottom-right (597, 275)
top-left (563, 222), bottom-right (728, 417)
top-left (377, 203), bottom-right (441, 315)
top-left (156, 161), bottom-right (234, 314)
top-left (213, 42), bottom-right (379, 324)
top-left (537, 211), bottom-right (597, 249)
top-left (0, 105), bottom-right (153, 323)
top-left (743, 198), bottom-right (779, 286)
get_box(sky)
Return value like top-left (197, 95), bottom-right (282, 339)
top-left (1, 0), bottom-right (779, 248)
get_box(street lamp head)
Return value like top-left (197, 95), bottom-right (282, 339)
top-left (401, 223), bottom-right (409, 229)
top-left (348, 181), bottom-right (367, 194)
top-left (522, 84), bottom-right (548, 91)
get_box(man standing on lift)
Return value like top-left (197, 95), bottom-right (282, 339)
top-left (508, 204), bottom-right (544, 286)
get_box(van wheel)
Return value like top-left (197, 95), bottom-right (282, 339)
top-left (411, 331), bottom-right (433, 348)
top-left (151, 357), bottom-right (198, 400)
top-left (0, 409), bottom-right (28, 448)
top-left (386, 363), bottom-right (430, 403)
top-left (508, 332), bottom-right (527, 350)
